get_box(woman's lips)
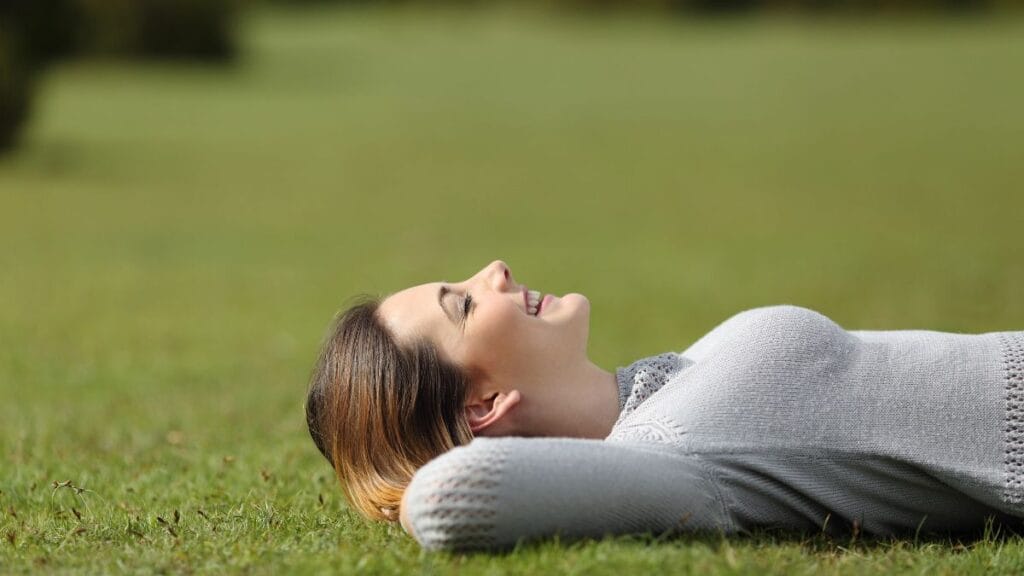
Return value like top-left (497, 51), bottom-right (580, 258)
top-left (538, 294), bottom-right (553, 315)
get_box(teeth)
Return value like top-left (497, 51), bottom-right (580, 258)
top-left (527, 289), bottom-right (541, 315)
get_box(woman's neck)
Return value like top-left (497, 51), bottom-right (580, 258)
top-left (521, 360), bottom-right (620, 440)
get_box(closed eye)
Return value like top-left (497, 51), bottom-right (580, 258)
top-left (461, 294), bottom-right (473, 321)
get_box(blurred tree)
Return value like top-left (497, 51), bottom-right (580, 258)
top-left (0, 0), bottom-right (239, 154)
top-left (77, 0), bottom-right (238, 60)
top-left (74, 0), bottom-right (140, 55)
top-left (0, 0), bottom-right (80, 67)
top-left (757, 0), bottom-right (993, 11)
top-left (541, 0), bottom-right (1006, 12)
top-left (138, 0), bottom-right (237, 60)
top-left (0, 24), bottom-right (33, 151)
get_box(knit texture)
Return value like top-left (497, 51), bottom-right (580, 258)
top-left (403, 305), bottom-right (1024, 551)
top-left (1001, 333), bottom-right (1024, 504)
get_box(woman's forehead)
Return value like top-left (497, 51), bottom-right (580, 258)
top-left (377, 282), bottom-right (444, 345)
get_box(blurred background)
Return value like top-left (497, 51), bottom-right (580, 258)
top-left (2, 0), bottom-right (1024, 571)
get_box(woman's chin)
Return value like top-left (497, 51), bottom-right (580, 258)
top-left (562, 293), bottom-right (590, 312)
top-left (539, 293), bottom-right (589, 323)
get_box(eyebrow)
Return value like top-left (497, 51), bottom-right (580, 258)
top-left (438, 285), bottom-right (456, 324)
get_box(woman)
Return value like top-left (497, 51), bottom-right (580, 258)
top-left (306, 260), bottom-right (1024, 551)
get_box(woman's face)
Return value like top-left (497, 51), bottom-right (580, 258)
top-left (377, 260), bottom-right (591, 384)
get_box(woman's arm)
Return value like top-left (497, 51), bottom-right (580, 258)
top-left (401, 436), bottom-right (733, 551)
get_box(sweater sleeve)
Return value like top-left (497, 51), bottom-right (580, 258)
top-left (402, 436), bottom-right (733, 551)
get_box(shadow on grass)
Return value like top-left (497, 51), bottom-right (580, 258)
top-left (442, 514), bottom-right (1024, 558)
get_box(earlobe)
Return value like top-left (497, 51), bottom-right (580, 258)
top-left (465, 389), bottom-right (521, 435)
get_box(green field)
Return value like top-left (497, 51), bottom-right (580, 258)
top-left (3, 4), bottom-right (1024, 573)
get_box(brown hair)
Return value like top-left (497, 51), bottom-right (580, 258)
top-left (305, 296), bottom-right (474, 522)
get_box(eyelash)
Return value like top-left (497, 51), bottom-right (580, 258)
top-left (461, 294), bottom-right (473, 319)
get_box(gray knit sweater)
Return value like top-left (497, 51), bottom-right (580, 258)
top-left (403, 305), bottom-right (1024, 551)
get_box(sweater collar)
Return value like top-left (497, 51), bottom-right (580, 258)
top-left (614, 352), bottom-right (691, 419)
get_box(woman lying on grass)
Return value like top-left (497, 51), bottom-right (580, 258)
top-left (305, 260), bottom-right (1024, 551)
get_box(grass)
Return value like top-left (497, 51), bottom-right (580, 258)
top-left (2, 3), bottom-right (1024, 573)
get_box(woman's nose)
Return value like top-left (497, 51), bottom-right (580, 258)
top-left (483, 260), bottom-right (511, 290)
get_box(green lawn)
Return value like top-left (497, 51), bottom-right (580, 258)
top-left (2, 4), bottom-right (1024, 573)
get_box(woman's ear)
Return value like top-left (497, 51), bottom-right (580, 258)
top-left (464, 389), bottom-right (521, 436)
top-left (400, 488), bottom-right (415, 538)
